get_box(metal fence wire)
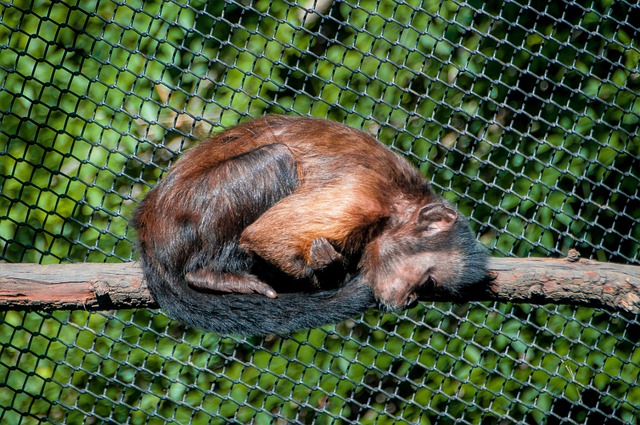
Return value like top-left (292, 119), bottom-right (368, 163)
top-left (0, 0), bottom-right (638, 423)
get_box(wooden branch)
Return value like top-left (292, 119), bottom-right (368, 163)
top-left (480, 256), bottom-right (640, 313)
top-left (1, 254), bottom-right (639, 314)
top-left (0, 262), bottom-right (156, 311)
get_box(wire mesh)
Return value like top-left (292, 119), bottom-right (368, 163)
top-left (0, 0), bottom-right (638, 423)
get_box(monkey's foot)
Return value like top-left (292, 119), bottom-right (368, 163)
top-left (185, 269), bottom-right (277, 298)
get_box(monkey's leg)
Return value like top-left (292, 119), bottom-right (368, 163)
top-left (240, 182), bottom-right (383, 278)
top-left (184, 142), bottom-right (298, 296)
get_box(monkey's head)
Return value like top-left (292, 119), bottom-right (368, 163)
top-left (361, 203), bottom-right (488, 311)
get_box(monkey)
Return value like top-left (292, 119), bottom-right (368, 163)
top-left (132, 115), bottom-right (488, 336)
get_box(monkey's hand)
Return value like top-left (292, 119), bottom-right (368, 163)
top-left (308, 237), bottom-right (343, 270)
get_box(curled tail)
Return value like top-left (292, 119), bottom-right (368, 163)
top-left (144, 268), bottom-right (376, 336)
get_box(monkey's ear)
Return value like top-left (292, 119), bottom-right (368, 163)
top-left (418, 204), bottom-right (458, 236)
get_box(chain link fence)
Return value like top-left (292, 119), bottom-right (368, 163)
top-left (1, 0), bottom-right (638, 423)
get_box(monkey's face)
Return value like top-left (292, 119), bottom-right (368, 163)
top-left (365, 248), bottom-right (462, 310)
top-left (361, 202), bottom-right (472, 310)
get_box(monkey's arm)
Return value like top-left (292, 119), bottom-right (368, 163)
top-left (239, 176), bottom-right (384, 278)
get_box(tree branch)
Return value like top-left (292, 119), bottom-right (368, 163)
top-left (0, 262), bottom-right (155, 311)
top-left (1, 255), bottom-right (638, 314)
top-left (478, 256), bottom-right (639, 313)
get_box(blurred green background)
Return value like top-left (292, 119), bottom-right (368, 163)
top-left (1, 0), bottom-right (638, 423)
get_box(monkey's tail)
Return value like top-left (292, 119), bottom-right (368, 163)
top-left (145, 272), bottom-right (376, 336)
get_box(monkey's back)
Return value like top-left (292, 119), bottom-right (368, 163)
top-left (173, 115), bottom-right (427, 198)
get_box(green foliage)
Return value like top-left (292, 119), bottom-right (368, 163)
top-left (0, 0), bottom-right (638, 423)
top-left (1, 304), bottom-right (638, 424)
top-left (1, 0), bottom-right (638, 264)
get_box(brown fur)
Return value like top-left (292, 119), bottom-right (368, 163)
top-left (132, 115), bottom-right (488, 335)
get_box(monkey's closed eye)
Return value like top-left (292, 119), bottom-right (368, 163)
top-left (424, 275), bottom-right (437, 288)
top-left (416, 270), bottom-right (435, 289)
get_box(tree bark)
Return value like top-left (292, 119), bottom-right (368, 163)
top-left (477, 256), bottom-right (640, 313)
top-left (0, 262), bottom-right (155, 311)
top-left (0, 254), bottom-right (638, 313)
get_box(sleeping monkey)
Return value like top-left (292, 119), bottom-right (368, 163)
top-left (132, 116), bottom-right (488, 335)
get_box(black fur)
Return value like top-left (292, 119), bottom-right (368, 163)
top-left (143, 270), bottom-right (375, 335)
